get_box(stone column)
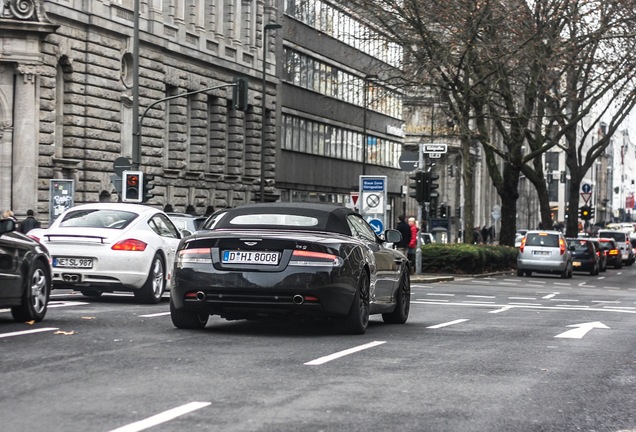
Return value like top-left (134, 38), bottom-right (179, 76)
top-left (12, 63), bottom-right (41, 216)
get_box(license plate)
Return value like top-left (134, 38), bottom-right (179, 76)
top-left (573, 261), bottom-right (581, 267)
top-left (54, 257), bottom-right (93, 268)
top-left (222, 250), bottom-right (280, 265)
top-left (533, 250), bottom-right (550, 256)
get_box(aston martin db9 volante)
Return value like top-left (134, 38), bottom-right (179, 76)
top-left (0, 217), bottom-right (52, 323)
top-left (170, 203), bottom-right (411, 334)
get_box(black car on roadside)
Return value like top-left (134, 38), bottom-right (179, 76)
top-left (0, 217), bottom-right (52, 322)
top-left (566, 238), bottom-right (600, 275)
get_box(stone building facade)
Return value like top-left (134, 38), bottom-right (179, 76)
top-left (1, 0), bottom-right (281, 224)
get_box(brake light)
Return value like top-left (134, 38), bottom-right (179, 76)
top-left (28, 234), bottom-right (40, 242)
top-left (559, 238), bottom-right (566, 255)
top-left (111, 239), bottom-right (147, 251)
top-left (519, 237), bottom-right (526, 253)
top-left (290, 250), bottom-right (343, 267)
top-left (176, 248), bottom-right (212, 264)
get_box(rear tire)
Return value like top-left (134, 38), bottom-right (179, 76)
top-left (170, 296), bottom-right (208, 329)
top-left (560, 268), bottom-right (568, 279)
top-left (340, 271), bottom-right (370, 335)
top-left (135, 254), bottom-right (165, 304)
top-left (383, 270), bottom-right (410, 324)
top-left (11, 261), bottom-right (50, 323)
top-left (516, 269), bottom-right (523, 277)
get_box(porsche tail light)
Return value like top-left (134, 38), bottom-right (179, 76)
top-left (177, 247), bottom-right (212, 264)
top-left (112, 239), bottom-right (147, 251)
top-left (559, 238), bottom-right (566, 255)
top-left (519, 237), bottom-right (526, 253)
top-left (289, 250), bottom-right (344, 267)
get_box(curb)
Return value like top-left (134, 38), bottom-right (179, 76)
top-left (410, 270), bottom-right (514, 283)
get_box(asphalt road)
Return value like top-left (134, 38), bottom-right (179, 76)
top-left (1, 268), bottom-right (635, 432)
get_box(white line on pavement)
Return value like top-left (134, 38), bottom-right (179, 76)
top-left (489, 306), bottom-right (512, 314)
top-left (0, 327), bottom-right (59, 339)
top-left (508, 297), bottom-right (537, 300)
top-left (542, 293), bottom-right (558, 299)
top-left (107, 402), bottom-right (211, 432)
top-left (426, 293), bottom-right (455, 296)
top-left (426, 319), bottom-right (469, 329)
top-left (411, 300), bottom-right (636, 314)
top-left (304, 341), bottom-right (386, 366)
top-left (138, 312), bottom-right (170, 318)
top-left (467, 295), bottom-right (496, 299)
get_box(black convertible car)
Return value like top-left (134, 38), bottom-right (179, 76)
top-left (170, 203), bottom-right (411, 334)
top-left (0, 217), bottom-right (52, 323)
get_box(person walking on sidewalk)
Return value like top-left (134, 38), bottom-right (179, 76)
top-left (407, 217), bottom-right (418, 273)
top-left (19, 209), bottom-right (41, 234)
top-left (395, 215), bottom-right (411, 256)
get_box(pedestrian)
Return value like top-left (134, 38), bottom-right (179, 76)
top-left (481, 225), bottom-right (489, 244)
top-left (407, 217), bottom-right (418, 272)
top-left (19, 209), bottom-right (41, 234)
top-left (395, 215), bottom-right (411, 256)
top-left (3, 210), bottom-right (17, 222)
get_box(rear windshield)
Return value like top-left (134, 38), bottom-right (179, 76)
top-left (59, 209), bottom-right (138, 229)
top-left (228, 214), bottom-right (319, 227)
top-left (568, 240), bottom-right (591, 252)
top-left (598, 231), bottom-right (627, 242)
top-left (525, 233), bottom-right (559, 247)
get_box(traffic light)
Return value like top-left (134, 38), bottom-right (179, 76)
top-left (429, 203), bottom-right (437, 218)
top-left (409, 171), bottom-right (426, 202)
top-left (440, 205), bottom-right (448, 218)
top-left (122, 171), bottom-right (143, 203)
top-left (580, 205), bottom-right (592, 221)
top-left (589, 207), bottom-right (595, 219)
top-left (143, 174), bottom-right (157, 203)
top-left (232, 77), bottom-right (249, 111)
top-left (427, 171), bottom-right (440, 201)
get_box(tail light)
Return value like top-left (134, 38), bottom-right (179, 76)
top-left (289, 250), bottom-right (343, 267)
top-left (519, 237), bottom-right (526, 253)
top-left (28, 234), bottom-right (41, 242)
top-left (112, 239), bottom-right (147, 251)
top-left (559, 238), bottom-right (566, 255)
top-left (177, 248), bottom-right (212, 264)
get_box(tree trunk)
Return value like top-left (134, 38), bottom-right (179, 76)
top-left (462, 135), bottom-right (475, 244)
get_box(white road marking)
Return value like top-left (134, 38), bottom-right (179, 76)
top-left (542, 293), bottom-right (558, 299)
top-left (304, 341), bottom-right (386, 366)
top-left (107, 402), bottom-right (211, 432)
top-left (555, 322), bottom-right (610, 339)
top-left (139, 312), bottom-right (170, 318)
top-left (603, 306), bottom-right (636, 310)
top-left (467, 295), bottom-right (496, 299)
top-left (527, 280), bottom-right (546, 284)
top-left (553, 283), bottom-right (571, 286)
top-left (416, 299), bottom-right (449, 302)
top-left (0, 327), bottom-right (59, 339)
top-left (508, 297), bottom-right (537, 300)
top-left (411, 301), bottom-right (636, 314)
top-left (489, 306), bottom-right (512, 314)
top-left (509, 302), bottom-right (542, 306)
top-left (464, 300), bottom-right (496, 304)
top-left (426, 319), bottom-right (469, 329)
top-left (591, 300), bottom-right (621, 304)
top-left (551, 299), bottom-right (578, 302)
top-left (426, 293), bottom-right (455, 296)
top-left (48, 301), bottom-right (89, 308)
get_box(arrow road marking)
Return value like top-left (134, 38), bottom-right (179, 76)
top-left (554, 322), bottom-right (610, 339)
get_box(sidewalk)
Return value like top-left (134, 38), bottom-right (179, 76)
top-left (410, 270), bottom-right (514, 283)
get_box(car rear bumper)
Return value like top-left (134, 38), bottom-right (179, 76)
top-left (517, 259), bottom-right (568, 273)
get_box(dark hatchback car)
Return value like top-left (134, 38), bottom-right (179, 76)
top-left (0, 217), bottom-right (52, 322)
top-left (594, 237), bottom-right (622, 269)
top-left (566, 238), bottom-right (600, 275)
top-left (171, 203), bottom-right (411, 334)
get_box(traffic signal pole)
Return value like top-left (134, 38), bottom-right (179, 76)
top-left (416, 144), bottom-right (424, 275)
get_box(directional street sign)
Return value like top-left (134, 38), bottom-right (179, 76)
top-left (582, 183), bottom-right (592, 193)
top-left (422, 144), bottom-right (447, 154)
top-left (368, 218), bottom-right (384, 235)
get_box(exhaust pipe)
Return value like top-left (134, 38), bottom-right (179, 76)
top-left (196, 291), bottom-right (206, 301)
top-left (292, 295), bottom-right (304, 305)
top-left (62, 274), bottom-right (80, 283)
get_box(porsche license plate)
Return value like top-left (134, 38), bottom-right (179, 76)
top-left (222, 250), bottom-right (279, 265)
top-left (54, 257), bottom-right (93, 268)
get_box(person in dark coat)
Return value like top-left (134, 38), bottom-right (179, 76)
top-left (19, 209), bottom-right (40, 234)
top-left (395, 215), bottom-right (411, 256)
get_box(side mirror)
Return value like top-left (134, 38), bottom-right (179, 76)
top-left (0, 218), bottom-right (16, 235)
top-left (384, 229), bottom-right (402, 244)
top-left (181, 229), bottom-right (193, 238)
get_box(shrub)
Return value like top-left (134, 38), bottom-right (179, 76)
top-left (419, 243), bottom-right (517, 274)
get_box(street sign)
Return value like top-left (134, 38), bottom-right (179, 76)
top-left (113, 156), bottom-right (132, 177)
top-left (398, 151), bottom-right (419, 171)
top-left (429, 153), bottom-right (442, 159)
top-left (350, 192), bottom-right (359, 206)
top-left (422, 144), bottom-right (447, 154)
top-left (360, 175), bottom-right (387, 235)
top-left (368, 218), bottom-right (384, 235)
top-left (581, 192), bottom-right (592, 203)
top-left (582, 183), bottom-right (592, 193)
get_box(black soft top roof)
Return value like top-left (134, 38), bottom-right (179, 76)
top-left (213, 203), bottom-right (358, 235)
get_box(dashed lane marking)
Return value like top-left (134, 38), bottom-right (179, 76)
top-left (107, 402), bottom-right (211, 432)
top-left (426, 319), bottom-right (470, 329)
top-left (305, 341), bottom-right (386, 366)
top-left (0, 328), bottom-right (59, 339)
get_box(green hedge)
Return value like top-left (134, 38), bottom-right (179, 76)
top-left (419, 243), bottom-right (517, 274)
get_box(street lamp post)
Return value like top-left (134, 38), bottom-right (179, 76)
top-left (260, 23), bottom-right (282, 203)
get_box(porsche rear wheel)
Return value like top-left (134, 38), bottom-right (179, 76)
top-left (170, 297), bottom-right (208, 329)
top-left (382, 270), bottom-right (410, 324)
top-left (341, 271), bottom-right (370, 335)
top-left (11, 261), bottom-right (50, 323)
top-left (135, 254), bottom-right (165, 304)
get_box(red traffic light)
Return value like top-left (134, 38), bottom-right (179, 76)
top-left (126, 174), bottom-right (140, 187)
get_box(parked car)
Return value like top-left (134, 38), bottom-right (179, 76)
top-left (31, 203), bottom-right (185, 303)
top-left (514, 229), bottom-right (529, 248)
top-left (592, 237), bottom-right (622, 269)
top-left (597, 229), bottom-right (635, 266)
top-left (589, 238), bottom-right (607, 272)
top-left (170, 203), bottom-right (411, 334)
top-left (420, 232), bottom-right (436, 245)
top-left (166, 212), bottom-right (206, 236)
top-left (517, 230), bottom-right (573, 278)
top-left (566, 238), bottom-right (600, 275)
top-left (0, 217), bottom-right (52, 322)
